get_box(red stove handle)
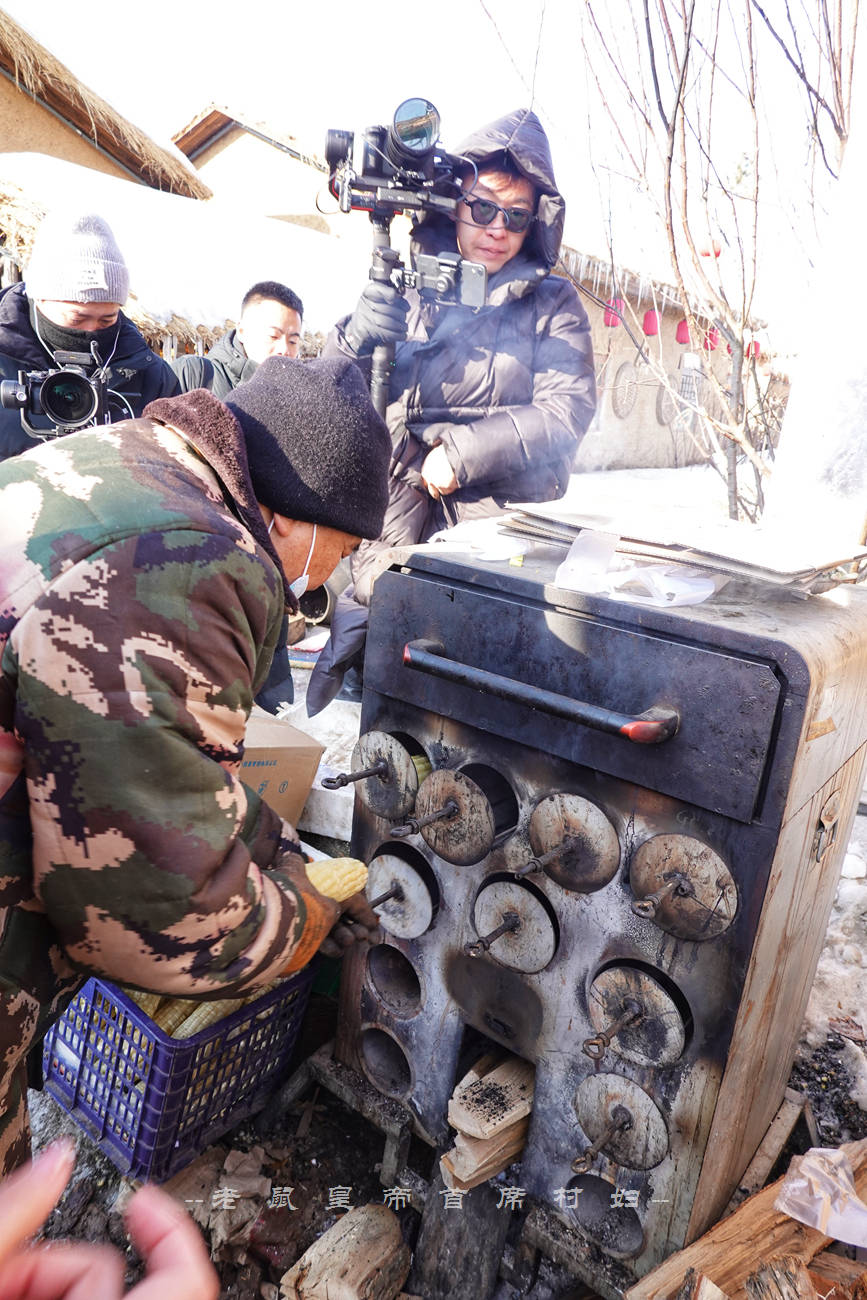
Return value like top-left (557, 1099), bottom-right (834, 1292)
top-left (402, 639), bottom-right (679, 745)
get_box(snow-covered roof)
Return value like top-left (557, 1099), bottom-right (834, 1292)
top-left (0, 153), bottom-right (369, 337)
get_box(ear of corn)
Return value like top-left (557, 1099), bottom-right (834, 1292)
top-left (305, 856), bottom-right (368, 902)
top-left (121, 988), bottom-right (163, 1018)
top-left (411, 754), bottom-right (432, 783)
top-left (153, 998), bottom-right (200, 1035)
top-left (172, 998), bottom-right (247, 1038)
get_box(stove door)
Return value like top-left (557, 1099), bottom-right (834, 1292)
top-left (366, 570), bottom-right (786, 823)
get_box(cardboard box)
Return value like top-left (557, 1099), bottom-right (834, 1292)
top-left (241, 707), bottom-right (325, 828)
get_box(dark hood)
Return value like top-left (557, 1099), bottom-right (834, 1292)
top-left (412, 108), bottom-right (565, 274)
top-left (0, 283), bottom-right (159, 371)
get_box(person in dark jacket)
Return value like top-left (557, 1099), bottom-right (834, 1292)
top-left (0, 211), bottom-right (179, 461)
top-left (308, 107), bottom-right (596, 712)
top-left (172, 281), bottom-right (304, 398)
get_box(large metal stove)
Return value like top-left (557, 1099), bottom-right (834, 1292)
top-left (334, 541), bottom-right (867, 1291)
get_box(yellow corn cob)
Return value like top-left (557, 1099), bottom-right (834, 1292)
top-left (305, 856), bottom-right (368, 902)
top-left (411, 755), bottom-right (432, 782)
top-left (122, 988), bottom-right (163, 1019)
top-left (172, 998), bottom-right (247, 1039)
top-left (153, 998), bottom-right (200, 1035)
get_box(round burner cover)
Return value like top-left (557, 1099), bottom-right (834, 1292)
top-left (472, 877), bottom-right (558, 973)
top-left (367, 853), bottom-right (436, 939)
top-left (529, 793), bottom-right (620, 892)
top-left (415, 769), bottom-right (495, 865)
top-left (630, 834), bottom-right (737, 940)
top-left (588, 966), bottom-right (687, 1066)
top-left (574, 1074), bottom-right (668, 1170)
top-left (353, 731), bottom-right (421, 820)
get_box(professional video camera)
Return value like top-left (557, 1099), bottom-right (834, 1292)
top-left (325, 99), bottom-right (487, 414)
top-left (0, 345), bottom-right (109, 439)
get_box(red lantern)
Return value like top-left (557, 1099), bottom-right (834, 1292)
top-left (642, 309), bottom-right (659, 336)
top-left (704, 327), bottom-right (720, 352)
top-left (746, 340), bottom-right (760, 359)
top-left (603, 297), bottom-right (624, 327)
top-left (675, 319), bottom-right (690, 345)
top-left (700, 239), bottom-right (722, 258)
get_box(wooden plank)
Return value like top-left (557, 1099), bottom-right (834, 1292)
top-left (687, 745), bottom-right (867, 1239)
top-left (447, 1055), bottom-right (535, 1139)
top-left (440, 1116), bottom-right (530, 1190)
top-left (627, 1137), bottom-right (867, 1300)
top-left (725, 1091), bottom-right (807, 1215)
top-left (279, 1203), bottom-right (410, 1299)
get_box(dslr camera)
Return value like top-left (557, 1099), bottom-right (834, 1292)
top-left (0, 347), bottom-right (108, 439)
top-left (325, 98), bottom-right (486, 313)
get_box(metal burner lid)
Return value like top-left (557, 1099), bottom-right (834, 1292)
top-left (472, 877), bottom-right (558, 973)
top-left (529, 793), bottom-right (620, 892)
top-left (630, 834), bottom-right (738, 941)
top-left (367, 853), bottom-right (436, 940)
top-left (574, 1074), bottom-right (669, 1170)
top-left (415, 769), bottom-right (496, 866)
top-left (352, 731), bottom-right (424, 820)
top-left (587, 965), bottom-right (687, 1067)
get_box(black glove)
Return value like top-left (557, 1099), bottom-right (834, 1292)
top-left (345, 281), bottom-right (410, 356)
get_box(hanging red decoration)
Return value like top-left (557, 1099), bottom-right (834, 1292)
top-left (642, 309), bottom-right (659, 336)
top-left (603, 298), bottom-right (624, 327)
top-left (746, 340), bottom-right (760, 359)
top-left (675, 319), bottom-right (690, 345)
top-left (700, 239), bottom-right (722, 258)
top-left (704, 327), bottom-right (720, 351)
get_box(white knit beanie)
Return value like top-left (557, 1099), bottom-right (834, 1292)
top-left (26, 211), bottom-right (130, 304)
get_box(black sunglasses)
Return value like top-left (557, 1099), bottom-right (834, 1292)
top-left (460, 196), bottom-right (535, 234)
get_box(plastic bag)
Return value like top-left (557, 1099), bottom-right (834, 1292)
top-left (774, 1147), bottom-right (867, 1246)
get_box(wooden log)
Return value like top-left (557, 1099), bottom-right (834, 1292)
top-left (279, 1203), bottom-right (410, 1300)
top-left (674, 1270), bottom-right (731, 1300)
top-left (405, 1164), bottom-right (511, 1300)
top-left (810, 1253), bottom-right (866, 1288)
top-left (806, 1271), bottom-right (853, 1300)
top-left (626, 1137), bottom-right (867, 1300)
top-left (447, 1055), bottom-right (535, 1139)
top-left (725, 1091), bottom-right (807, 1215)
top-left (745, 1256), bottom-right (818, 1300)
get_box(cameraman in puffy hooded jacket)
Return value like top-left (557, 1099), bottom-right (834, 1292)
top-left (309, 107), bottom-right (596, 711)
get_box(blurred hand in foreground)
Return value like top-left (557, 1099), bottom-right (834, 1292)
top-left (0, 1139), bottom-right (218, 1299)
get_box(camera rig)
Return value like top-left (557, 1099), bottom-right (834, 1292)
top-left (325, 98), bottom-right (487, 415)
top-left (0, 344), bottom-right (109, 439)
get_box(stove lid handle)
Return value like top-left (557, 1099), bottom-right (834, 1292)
top-left (402, 639), bottom-right (679, 745)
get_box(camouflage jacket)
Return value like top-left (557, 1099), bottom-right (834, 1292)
top-left (0, 397), bottom-right (337, 1172)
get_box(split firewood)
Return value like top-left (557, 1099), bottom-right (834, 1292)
top-left (674, 1270), bottom-right (731, 1300)
top-left (810, 1253), bottom-right (866, 1289)
top-left (806, 1271), bottom-right (852, 1300)
top-left (279, 1203), bottom-right (410, 1300)
top-left (440, 1115), bottom-right (530, 1191)
top-left (745, 1255), bottom-right (819, 1300)
top-left (625, 1136), bottom-right (867, 1300)
top-left (447, 1053), bottom-right (535, 1139)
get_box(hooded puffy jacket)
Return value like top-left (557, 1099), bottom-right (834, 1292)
top-left (0, 284), bottom-right (179, 460)
top-left (333, 107), bottom-right (596, 519)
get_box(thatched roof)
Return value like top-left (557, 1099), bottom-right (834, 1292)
top-left (173, 104), bottom-right (327, 173)
top-left (0, 10), bottom-right (211, 200)
top-left (0, 179), bottom-right (221, 349)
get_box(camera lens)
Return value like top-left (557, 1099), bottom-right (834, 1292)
top-left (40, 371), bottom-right (98, 427)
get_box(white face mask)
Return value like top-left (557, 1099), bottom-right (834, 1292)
top-left (288, 523), bottom-right (317, 600)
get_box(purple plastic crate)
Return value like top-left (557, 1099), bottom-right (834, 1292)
top-left (42, 967), bottom-right (314, 1182)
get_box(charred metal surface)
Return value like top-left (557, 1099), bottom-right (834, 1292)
top-left (335, 548), bottom-right (867, 1284)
